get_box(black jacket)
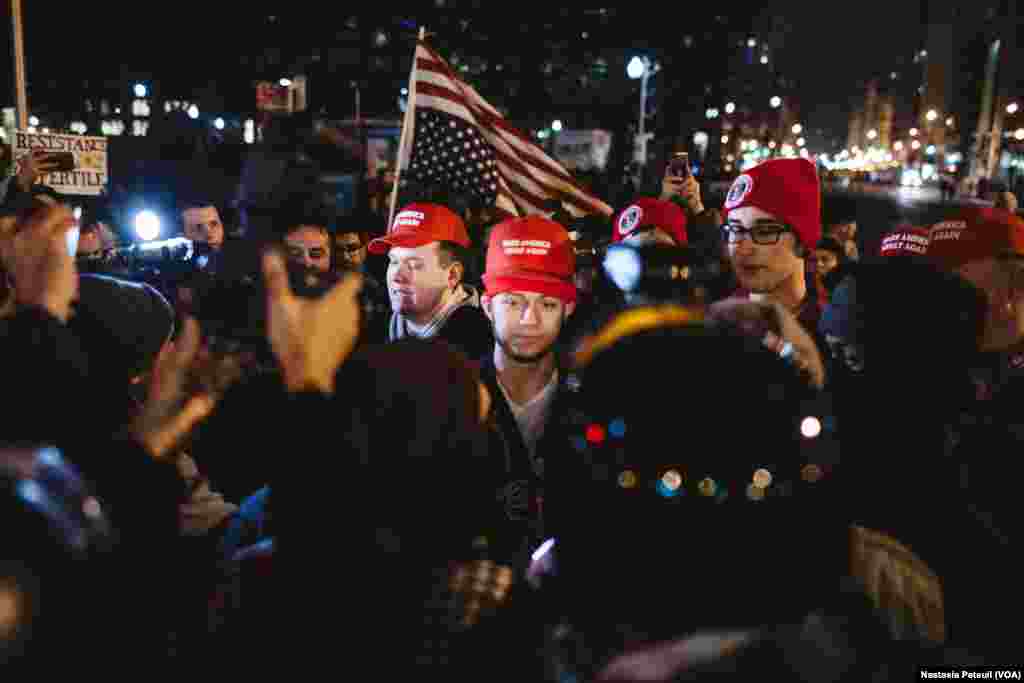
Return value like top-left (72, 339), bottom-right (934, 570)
top-left (385, 299), bottom-right (494, 361)
top-left (479, 354), bottom-right (581, 569)
top-left (435, 305), bottom-right (494, 361)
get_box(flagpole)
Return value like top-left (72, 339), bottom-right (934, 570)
top-left (387, 26), bottom-right (426, 230)
top-left (10, 0), bottom-right (28, 131)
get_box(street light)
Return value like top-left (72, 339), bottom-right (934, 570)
top-left (926, 109), bottom-right (938, 122)
top-left (725, 102), bottom-right (736, 114)
top-left (626, 56), bottom-right (645, 79)
top-left (214, 117), bottom-right (225, 130)
top-left (187, 104), bottom-right (199, 120)
top-left (760, 55), bottom-right (768, 64)
top-left (792, 123), bottom-right (803, 135)
top-left (867, 129), bottom-right (878, 140)
top-left (134, 83), bottom-right (147, 98)
top-left (747, 38), bottom-right (757, 47)
top-left (627, 56), bottom-right (659, 169)
top-left (1008, 103), bottom-right (1019, 115)
top-left (552, 119), bottom-right (563, 132)
top-left (770, 96), bottom-right (782, 108)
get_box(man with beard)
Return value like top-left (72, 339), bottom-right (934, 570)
top-left (478, 215), bottom-right (578, 568)
top-left (282, 220), bottom-right (332, 275)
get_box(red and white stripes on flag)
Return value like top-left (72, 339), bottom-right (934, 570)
top-left (399, 40), bottom-right (613, 219)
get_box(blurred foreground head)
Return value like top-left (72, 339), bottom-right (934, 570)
top-left (555, 306), bottom-right (844, 653)
top-left (1, 446), bottom-right (114, 667)
top-left (276, 339), bottom-right (499, 673)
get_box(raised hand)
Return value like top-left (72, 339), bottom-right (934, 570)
top-left (0, 204), bottom-right (78, 322)
top-left (262, 249), bottom-right (363, 394)
top-left (16, 150), bottom-right (63, 192)
top-left (660, 173), bottom-right (704, 214)
top-left (708, 298), bottom-right (826, 390)
top-left (131, 317), bottom-right (218, 461)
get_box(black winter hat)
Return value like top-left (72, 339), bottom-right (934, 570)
top-left (69, 274), bottom-right (175, 384)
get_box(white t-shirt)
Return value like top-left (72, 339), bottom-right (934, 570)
top-left (497, 370), bottom-right (559, 461)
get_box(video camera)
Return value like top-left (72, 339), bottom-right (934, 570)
top-left (602, 244), bottom-right (721, 302)
top-left (77, 237), bottom-right (197, 272)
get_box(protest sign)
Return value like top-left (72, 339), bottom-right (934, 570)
top-left (12, 130), bottom-right (108, 196)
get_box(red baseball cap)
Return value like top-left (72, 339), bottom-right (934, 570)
top-left (367, 203), bottom-right (471, 255)
top-left (927, 207), bottom-right (1024, 270)
top-left (723, 158), bottom-right (822, 251)
top-left (880, 225), bottom-right (930, 257)
top-left (483, 216), bottom-right (576, 304)
top-left (611, 198), bottom-right (688, 245)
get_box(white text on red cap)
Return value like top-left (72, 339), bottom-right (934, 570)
top-left (930, 221), bottom-right (966, 242)
top-left (503, 239), bottom-right (551, 256)
top-left (882, 233), bottom-right (928, 254)
top-left (394, 210), bottom-right (426, 228)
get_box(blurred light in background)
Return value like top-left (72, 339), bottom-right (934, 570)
top-left (800, 416), bottom-right (822, 439)
top-left (134, 210), bottom-right (161, 241)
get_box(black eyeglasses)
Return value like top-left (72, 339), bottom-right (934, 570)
top-left (721, 223), bottom-right (791, 245)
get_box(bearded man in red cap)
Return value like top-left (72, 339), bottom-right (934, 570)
top-left (478, 215), bottom-right (579, 567)
top-left (721, 158), bottom-right (823, 339)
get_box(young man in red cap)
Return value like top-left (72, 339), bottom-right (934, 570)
top-left (721, 158), bottom-right (824, 343)
top-left (478, 215), bottom-right (579, 567)
top-left (923, 206), bottom-right (1024, 659)
top-left (611, 197), bottom-right (688, 248)
top-left (928, 207), bottom-right (1024, 353)
top-left (368, 202), bottom-right (492, 359)
top-left (602, 197), bottom-right (698, 308)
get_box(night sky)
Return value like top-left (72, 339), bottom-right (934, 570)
top-left (0, 2), bottom-right (925, 144)
top-left (776, 1), bottom-right (925, 139)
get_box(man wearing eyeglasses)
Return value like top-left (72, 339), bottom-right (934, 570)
top-left (334, 216), bottom-right (391, 344)
top-left (721, 158), bottom-right (823, 344)
top-left (334, 229), bottom-right (369, 272)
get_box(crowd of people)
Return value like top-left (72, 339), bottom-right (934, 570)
top-left (1, 148), bottom-right (1020, 677)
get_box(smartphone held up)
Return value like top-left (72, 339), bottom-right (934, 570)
top-left (668, 152), bottom-right (691, 179)
top-left (48, 152), bottom-right (76, 174)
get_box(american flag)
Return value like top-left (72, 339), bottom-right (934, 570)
top-left (398, 40), bottom-right (613, 219)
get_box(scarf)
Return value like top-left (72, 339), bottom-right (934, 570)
top-left (388, 284), bottom-right (480, 342)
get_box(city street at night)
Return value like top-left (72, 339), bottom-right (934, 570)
top-left (1, 2), bottom-right (1022, 675)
